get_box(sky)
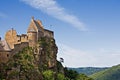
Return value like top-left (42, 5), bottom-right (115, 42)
top-left (0, 0), bottom-right (120, 67)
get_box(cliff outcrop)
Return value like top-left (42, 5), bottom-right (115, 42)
top-left (0, 36), bottom-right (64, 80)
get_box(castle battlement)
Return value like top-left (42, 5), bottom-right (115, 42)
top-left (5, 17), bottom-right (54, 49)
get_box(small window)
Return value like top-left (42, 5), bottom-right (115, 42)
top-left (18, 40), bottom-right (20, 42)
top-left (7, 54), bottom-right (9, 57)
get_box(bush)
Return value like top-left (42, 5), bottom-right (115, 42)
top-left (57, 73), bottom-right (65, 80)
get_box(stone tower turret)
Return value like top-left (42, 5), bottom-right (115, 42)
top-left (5, 28), bottom-right (18, 49)
top-left (27, 17), bottom-right (38, 47)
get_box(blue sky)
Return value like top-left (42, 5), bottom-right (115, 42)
top-left (0, 0), bottom-right (120, 67)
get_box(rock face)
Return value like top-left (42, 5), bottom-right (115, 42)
top-left (36, 37), bottom-right (58, 70)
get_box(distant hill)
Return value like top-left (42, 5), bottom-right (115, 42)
top-left (90, 64), bottom-right (120, 80)
top-left (69, 67), bottom-right (108, 75)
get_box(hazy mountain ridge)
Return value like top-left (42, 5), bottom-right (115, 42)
top-left (69, 67), bottom-right (109, 75)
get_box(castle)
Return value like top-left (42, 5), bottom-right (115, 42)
top-left (0, 17), bottom-right (54, 63)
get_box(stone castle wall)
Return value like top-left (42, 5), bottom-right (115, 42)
top-left (44, 29), bottom-right (54, 38)
top-left (5, 29), bottom-right (18, 49)
top-left (27, 32), bottom-right (37, 47)
top-left (17, 34), bottom-right (28, 43)
top-left (12, 42), bottom-right (29, 55)
top-left (0, 51), bottom-right (11, 63)
top-left (0, 42), bottom-right (29, 63)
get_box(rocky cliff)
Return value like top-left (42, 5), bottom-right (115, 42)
top-left (0, 36), bottom-right (64, 80)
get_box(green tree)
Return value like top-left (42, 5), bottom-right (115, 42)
top-left (64, 67), bottom-right (79, 80)
top-left (57, 73), bottom-right (70, 80)
top-left (43, 70), bottom-right (54, 80)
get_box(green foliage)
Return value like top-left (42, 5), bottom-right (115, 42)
top-left (57, 61), bottom-right (64, 73)
top-left (90, 64), bottom-right (120, 80)
top-left (7, 70), bottom-right (19, 79)
top-left (11, 47), bottom-right (35, 72)
top-left (38, 37), bottom-right (49, 48)
top-left (57, 73), bottom-right (65, 80)
top-left (43, 70), bottom-right (68, 80)
top-left (38, 37), bottom-right (57, 71)
top-left (64, 67), bottom-right (79, 80)
top-left (43, 70), bottom-right (54, 80)
top-left (64, 67), bottom-right (94, 80)
top-left (0, 47), bottom-right (41, 80)
top-left (0, 63), bottom-right (7, 80)
top-left (38, 37), bottom-right (51, 57)
top-left (57, 73), bottom-right (69, 80)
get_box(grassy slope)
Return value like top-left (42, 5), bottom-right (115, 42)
top-left (90, 64), bottom-right (120, 80)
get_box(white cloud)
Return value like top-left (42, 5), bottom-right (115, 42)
top-left (57, 44), bottom-right (96, 67)
top-left (57, 44), bottom-right (120, 67)
top-left (21, 0), bottom-right (87, 31)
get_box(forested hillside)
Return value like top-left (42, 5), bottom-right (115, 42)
top-left (90, 64), bottom-right (120, 80)
top-left (69, 67), bottom-right (108, 75)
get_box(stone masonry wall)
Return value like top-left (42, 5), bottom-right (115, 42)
top-left (11, 42), bottom-right (29, 55)
top-left (0, 51), bottom-right (11, 63)
top-left (5, 29), bottom-right (18, 49)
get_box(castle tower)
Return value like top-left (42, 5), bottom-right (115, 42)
top-left (27, 17), bottom-right (54, 47)
top-left (5, 28), bottom-right (18, 49)
top-left (27, 17), bottom-right (38, 47)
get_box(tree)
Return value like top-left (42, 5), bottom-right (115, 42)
top-left (57, 73), bottom-right (65, 80)
top-left (43, 70), bottom-right (54, 80)
top-left (64, 67), bottom-right (79, 80)
top-left (59, 57), bottom-right (64, 63)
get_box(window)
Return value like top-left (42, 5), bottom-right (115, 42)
top-left (7, 54), bottom-right (9, 57)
